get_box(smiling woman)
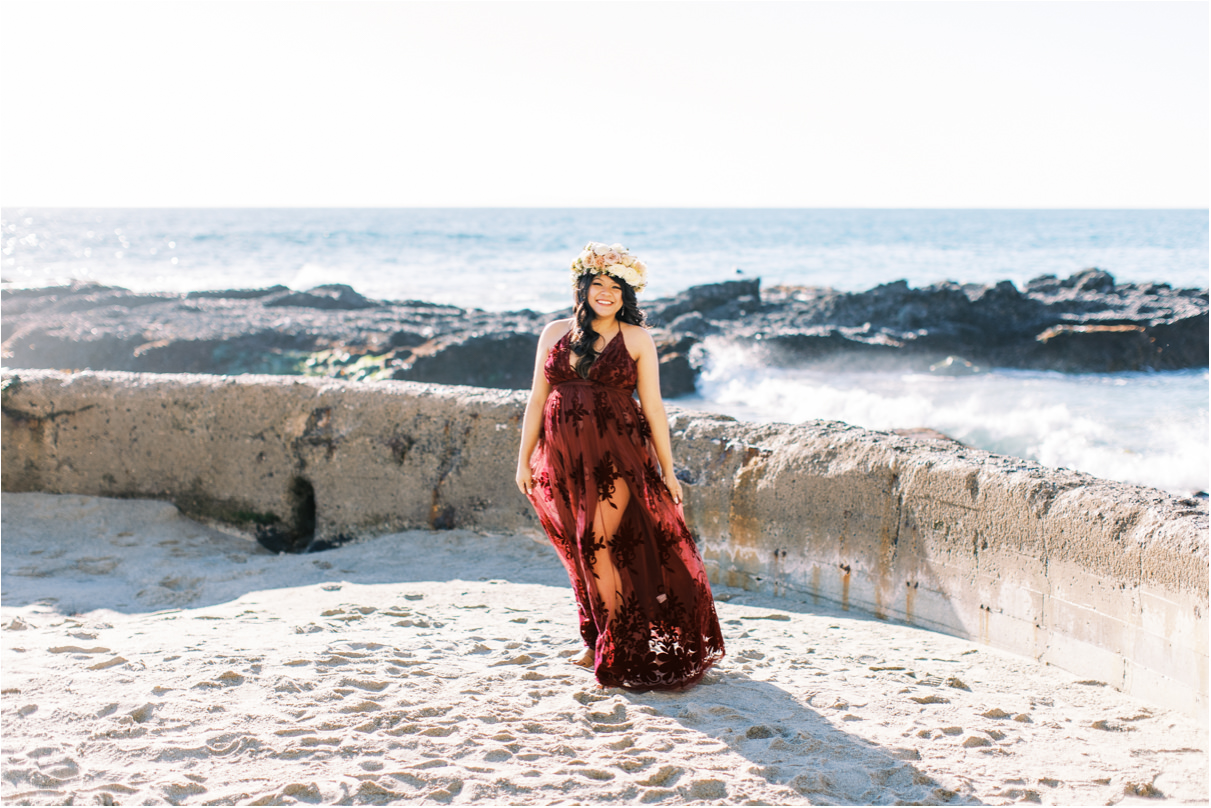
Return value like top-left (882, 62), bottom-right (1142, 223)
top-left (515, 242), bottom-right (725, 690)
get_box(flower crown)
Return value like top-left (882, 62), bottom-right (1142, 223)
top-left (570, 242), bottom-right (648, 294)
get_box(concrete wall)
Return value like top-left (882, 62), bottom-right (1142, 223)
top-left (3, 369), bottom-right (1206, 721)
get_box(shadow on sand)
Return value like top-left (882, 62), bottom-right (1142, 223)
top-left (618, 670), bottom-right (978, 805)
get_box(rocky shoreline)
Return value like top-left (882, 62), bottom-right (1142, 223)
top-left (1, 269), bottom-right (1206, 395)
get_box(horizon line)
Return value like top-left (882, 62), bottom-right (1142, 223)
top-left (3, 204), bottom-right (1208, 212)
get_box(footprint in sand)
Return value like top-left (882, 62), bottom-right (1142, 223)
top-left (341, 782), bottom-right (404, 804)
top-left (684, 779), bottom-right (728, 799)
top-left (419, 726), bottom-right (456, 738)
top-left (638, 766), bottom-right (685, 788)
top-left (490, 654), bottom-right (535, 666)
top-left (6, 747), bottom-right (81, 789)
top-left (192, 670), bottom-right (245, 689)
top-left (605, 734), bottom-right (637, 752)
top-left (425, 778), bottom-right (463, 803)
top-left (75, 557), bottom-right (119, 575)
top-left (88, 656), bottom-right (128, 671)
top-left (127, 703), bottom-right (158, 723)
top-left (338, 677), bottom-right (390, 692)
top-left (587, 702), bottom-right (634, 733)
top-left (280, 783), bottom-right (324, 801)
top-left (641, 788), bottom-right (677, 803)
top-left (48, 645), bottom-right (111, 655)
top-left (160, 782), bottom-right (207, 801)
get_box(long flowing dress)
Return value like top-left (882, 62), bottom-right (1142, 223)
top-left (526, 329), bottom-right (725, 690)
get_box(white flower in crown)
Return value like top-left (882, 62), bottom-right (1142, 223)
top-left (570, 241), bottom-right (648, 293)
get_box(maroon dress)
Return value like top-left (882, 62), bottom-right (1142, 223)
top-left (526, 329), bottom-right (725, 690)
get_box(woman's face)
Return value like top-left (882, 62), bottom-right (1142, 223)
top-left (586, 274), bottom-right (624, 320)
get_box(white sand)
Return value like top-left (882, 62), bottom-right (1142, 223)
top-left (1, 493), bottom-right (1205, 806)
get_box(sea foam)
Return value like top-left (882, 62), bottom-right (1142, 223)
top-left (684, 338), bottom-right (1209, 495)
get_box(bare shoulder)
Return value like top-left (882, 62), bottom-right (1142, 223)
top-left (538, 318), bottom-right (574, 350)
top-left (620, 322), bottom-right (656, 358)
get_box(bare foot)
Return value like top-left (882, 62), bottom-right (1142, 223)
top-left (571, 649), bottom-right (594, 668)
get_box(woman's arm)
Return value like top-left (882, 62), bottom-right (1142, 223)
top-left (516, 320), bottom-right (571, 494)
top-left (629, 325), bottom-right (684, 504)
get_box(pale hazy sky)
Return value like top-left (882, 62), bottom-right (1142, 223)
top-left (1, 1), bottom-right (1207, 208)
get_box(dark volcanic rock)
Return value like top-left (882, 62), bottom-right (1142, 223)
top-left (748, 270), bottom-right (1207, 372)
top-left (186, 285), bottom-right (290, 300)
top-left (392, 332), bottom-right (539, 389)
top-left (264, 284), bottom-right (377, 310)
top-left (2, 271), bottom-right (1206, 393)
top-left (646, 279), bottom-right (762, 326)
top-left (653, 333), bottom-right (703, 398)
top-left (1028, 324), bottom-right (1163, 373)
top-left (1146, 314), bottom-right (1210, 368)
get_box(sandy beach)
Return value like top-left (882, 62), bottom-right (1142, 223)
top-left (1, 492), bottom-right (1206, 805)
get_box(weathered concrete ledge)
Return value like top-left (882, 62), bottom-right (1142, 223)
top-left (2, 369), bottom-right (1206, 720)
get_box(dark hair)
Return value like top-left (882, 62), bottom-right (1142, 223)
top-left (570, 272), bottom-right (646, 379)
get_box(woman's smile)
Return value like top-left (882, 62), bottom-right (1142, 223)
top-left (589, 276), bottom-right (623, 317)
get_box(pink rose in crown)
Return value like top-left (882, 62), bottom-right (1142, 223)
top-left (603, 251), bottom-right (620, 265)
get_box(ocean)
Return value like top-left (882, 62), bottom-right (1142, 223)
top-left (2, 207), bottom-right (1207, 494)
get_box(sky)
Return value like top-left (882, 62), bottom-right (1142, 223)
top-left (1, 0), bottom-right (1207, 208)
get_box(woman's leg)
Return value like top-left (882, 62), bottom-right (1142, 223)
top-left (590, 478), bottom-right (631, 621)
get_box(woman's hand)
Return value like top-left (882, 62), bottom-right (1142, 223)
top-left (664, 474), bottom-right (683, 505)
top-left (516, 462), bottom-right (535, 496)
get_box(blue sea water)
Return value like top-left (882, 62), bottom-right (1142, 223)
top-left (2, 207), bottom-right (1208, 494)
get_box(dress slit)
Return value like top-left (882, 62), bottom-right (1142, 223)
top-left (589, 475), bottom-right (631, 621)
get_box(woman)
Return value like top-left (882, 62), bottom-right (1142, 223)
top-left (516, 242), bottom-right (725, 690)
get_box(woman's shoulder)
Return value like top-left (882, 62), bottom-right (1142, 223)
top-left (619, 321), bottom-right (655, 356)
top-left (538, 318), bottom-right (574, 348)
top-left (620, 322), bottom-right (658, 360)
top-left (543, 318), bottom-right (574, 336)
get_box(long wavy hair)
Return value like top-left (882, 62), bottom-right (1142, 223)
top-left (570, 272), bottom-right (646, 378)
